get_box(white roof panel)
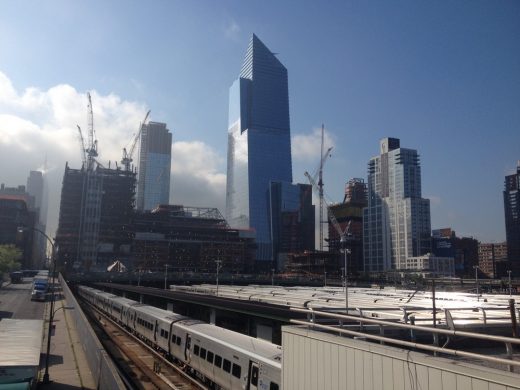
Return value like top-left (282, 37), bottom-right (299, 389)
top-left (0, 319), bottom-right (43, 367)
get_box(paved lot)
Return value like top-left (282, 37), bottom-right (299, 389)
top-left (0, 277), bottom-right (45, 320)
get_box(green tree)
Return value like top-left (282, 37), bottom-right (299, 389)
top-left (0, 245), bottom-right (22, 274)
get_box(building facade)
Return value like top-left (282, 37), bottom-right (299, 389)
top-left (432, 228), bottom-right (479, 277)
top-left (363, 138), bottom-right (431, 272)
top-left (504, 161), bottom-right (520, 276)
top-left (0, 183), bottom-right (41, 268)
top-left (133, 205), bottom-right (255, 273)
top-left (478, 242), bottom-right (508, 278)
top-left (136, 122), bottom-right (172, 211)
top-left (226, 34), bottom-right (293, 262)
top-left (328, 178), bottom-right (367, 276)
top-left (269, 182), bottom-right (315, 270)
top-left (402, 253), bottom-right (455, 277)
top-left (55, 164), bottom-right (136, 272)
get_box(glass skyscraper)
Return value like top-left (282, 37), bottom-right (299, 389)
top-left (226, 34), bottom-right (293, 261)
top-left (137, 122), bottom-right (172, 211)
top-left (363, 138), bottom-right (431, 272)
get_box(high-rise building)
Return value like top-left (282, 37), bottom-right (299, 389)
top-left (226, 34), bottom-right (292, 261)
top-left (363, 138), bottom-right (431, 272)
top-left (136, 122), bottom-right (172, 211)
top-left (504, 161), bottom-right (520, 276)
top-left (329, 178), bottom-right (367, 276)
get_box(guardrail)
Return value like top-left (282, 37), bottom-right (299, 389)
top-left (59, 274), bottom-right (125, 389)
top-left (290, 306), bottom-right (520, 372)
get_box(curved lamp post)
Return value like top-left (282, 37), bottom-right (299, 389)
top-left (18, 226), bottom-right (56, 384)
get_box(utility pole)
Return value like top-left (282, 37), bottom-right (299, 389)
top-left (164, 264), bottom-right (168, 290)
top-left (474, 265), bottom-right (480, 301)
top-left (216, 260), bottom-right (222, 295)
top-left (508, 270), bottom-right (512, 296)
top-left (271, 268), bottom-right (275, 286)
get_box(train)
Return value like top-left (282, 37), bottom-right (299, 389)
top-left (78, 286), bottom-right (282, 390)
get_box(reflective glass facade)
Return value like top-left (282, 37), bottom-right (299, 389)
top-left (137, 122), bottom-right (172, 211)
top-left (226, 34), bottom-right (293, 261)
top-left (363, 138), bottom-right (431, 272)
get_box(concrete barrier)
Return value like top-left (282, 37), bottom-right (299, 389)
top-left (59, 274), bottom-right (125, 389)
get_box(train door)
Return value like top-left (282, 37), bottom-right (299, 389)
top-left (247, 361), bottom-right (260, 390)
top-left (184, 334), bottom-right (192, 363)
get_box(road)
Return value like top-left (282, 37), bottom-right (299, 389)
top-left (0, 278), bottom-right (46, 320)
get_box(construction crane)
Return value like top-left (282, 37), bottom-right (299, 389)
top-left (305, 170), bottom-right (352, 310)
top-left (76, 125), bottom-right (87, 168)
top-left (85, 92), bottom-right (98, 168)
top-left (311, 124), bottom-right (333, 252)
top-left (122, 110), bottom-right (150, 171)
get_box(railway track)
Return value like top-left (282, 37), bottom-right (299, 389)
top-left (82, 301), bottom-right (208, 390)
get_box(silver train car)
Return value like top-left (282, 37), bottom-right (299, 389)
top-left (78, 286), bottom-right (281, 390)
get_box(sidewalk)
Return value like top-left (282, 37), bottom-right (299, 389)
top-left (39, 284), bottom-right (96, 389)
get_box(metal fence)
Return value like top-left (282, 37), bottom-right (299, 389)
top-left (59, 274), bottom-right (125, 389)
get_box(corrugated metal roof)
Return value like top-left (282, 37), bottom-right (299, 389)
top-left (0, 319), bottom-right (43, 367)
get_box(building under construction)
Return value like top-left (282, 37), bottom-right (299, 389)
top-left (327, 178), bottom-right (367, 276)
top-left (55, 163), bottom-right (136, 272)
top-left (133, 205), bottom-right (255, 273)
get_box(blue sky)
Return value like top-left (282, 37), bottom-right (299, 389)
top-left (0, 0), bottom-right (518, 242)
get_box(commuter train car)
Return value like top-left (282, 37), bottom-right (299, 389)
top-left (78, 286), bottom-right (282, 390)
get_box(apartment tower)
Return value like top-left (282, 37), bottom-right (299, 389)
top-left (363, 138), bottom-right (431, 272)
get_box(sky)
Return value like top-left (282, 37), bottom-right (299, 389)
top-left (0, 0), bottom-right (518, 243)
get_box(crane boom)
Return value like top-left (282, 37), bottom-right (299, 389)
top-left (304, 171), bottom-right (352, 244)
top-left (76, 125), bottom-right (87, 168)
top-left (122, 110), bottom-right (151, 171)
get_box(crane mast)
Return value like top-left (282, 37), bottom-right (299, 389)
top-left (85, 92), bottom-right (98, 169)
top-left (315, 124), bottom-right (333, 251)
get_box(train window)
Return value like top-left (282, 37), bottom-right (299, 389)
top-left (206, 351), bottom-right (214, 363)
top-left (214, 355), bottom-right (222, 368)
top-left (270, 383), bottom-right (279, 390)
top-left (200, 348), bottom-right (207, 359)
top-left (223, 359), bottom-right (231, 373)
top-left (176, 336), bottom-right (181, 346)
top-left (194, 345), bottom-right (200, 356)
top-left (232, 364), bottom-right (241, 379)
top-left (160, 329), bottom-right (164, 337)
top-left (171, 333), bottom-right (175, 342)
top-left (165, 331), bottom-right (169, 339)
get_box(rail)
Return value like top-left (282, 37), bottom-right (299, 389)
top-left (290, 307), bottom-right (520, 372)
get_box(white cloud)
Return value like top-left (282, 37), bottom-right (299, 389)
top-left (0, 70), bottom-right (227, 236)
top-left (171, 141), bottom-right (226, 211)
top-left (292, 127), bottom-right (336, 162)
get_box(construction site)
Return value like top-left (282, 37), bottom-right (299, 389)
top-left (55, 93), bottom-right (256, 274)
top-left (133, 204), bottom-right (255, 273)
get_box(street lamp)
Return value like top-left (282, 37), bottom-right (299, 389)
top-left (324, 271), bottom-right (327, 287)
top-left (473, 265), bottom-right (480, 301)
top-left (18, 226), bottom-right (56, 384)
top-left (271, 268), bottom-right (275, 286)
top-left (507, 270), bottom-right (512, 296)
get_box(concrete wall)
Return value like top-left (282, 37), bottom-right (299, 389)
top-left (59, 275), bottom-right (125, 389)
top-left (283, 326), bottom-right (520, 390)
